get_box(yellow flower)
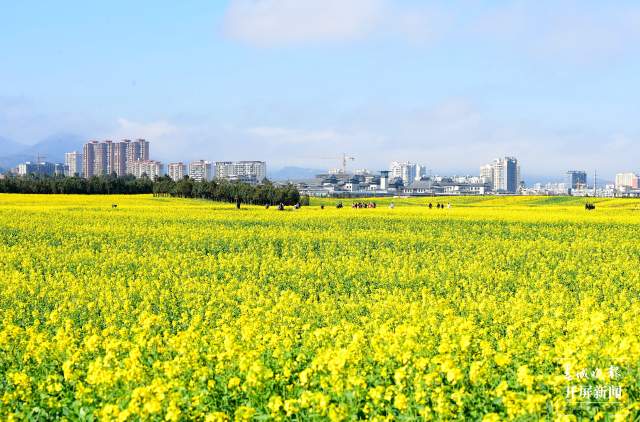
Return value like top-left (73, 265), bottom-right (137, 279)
top-left (494, 353), bottom-right (511, 367)
top-left (482, 413), bottom-right (502, 422)
top-left (267, 395), bottom-right (283, 415)
top-left (227, 377), bottom-right (241, 389)
top-left (205, 412), bottom-right (230, 422)
top-left (234, 406), bottom-right (256, 421)
top-left (516, 365), bottom-right (534, 389)
top-left (394, 392), bottom-right (408, 411)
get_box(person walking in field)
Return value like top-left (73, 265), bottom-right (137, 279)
top-left (389, 202), bottom-right (395, 209)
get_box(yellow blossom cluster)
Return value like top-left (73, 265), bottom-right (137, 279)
top-left (0, 194), bottom-right (639, 420)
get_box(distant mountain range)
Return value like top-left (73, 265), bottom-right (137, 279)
top-left (268, 166), bottom-right (325, 181)
top-left (0, 133), bottom-right (84, 171)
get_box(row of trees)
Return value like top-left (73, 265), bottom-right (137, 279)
top-left (0, 174), bottom-right (153, 194)
top-left (0, 174), bottom-right (302, 205)
top-left (153, 176), bottom-right (301, 205)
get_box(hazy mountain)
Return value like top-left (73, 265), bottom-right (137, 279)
top-left (23, 133), bottom-right (84, 162)
top-left (268, 166), bottom-right (324, 181)
top-left (0, 133), bottom-right (84, 169)
top-left (0, 136), bottom-right (27, 170)
top-left (0, 136), bottom-right (25, 155)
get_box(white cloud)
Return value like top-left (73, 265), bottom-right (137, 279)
top-left (108, 118), bottom-right (181, 160)
top-left (223, 0), bottom-right (640, 61)
top-left (473, 1), bottom-right (640, 61)
top-left (112, 118), bottom-right (178, 140)
top-left (223, 0), bottom-right (442, 47)
top-left (247, 126), bottom-right (354, 144)
top-left (224, 0), bottom-right (384, 46)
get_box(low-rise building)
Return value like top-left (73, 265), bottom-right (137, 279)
top-left (215, 161), bottom-right (266, 183)
top-left (16, 161), bottom-right (58, 176)
top-left (130, 160), bottom-right (163, 179)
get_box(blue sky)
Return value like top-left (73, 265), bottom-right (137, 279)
top-left (1, 0), bottom-right (640, 179)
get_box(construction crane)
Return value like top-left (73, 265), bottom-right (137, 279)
top-left (317, 153), bottom-right (355, 174)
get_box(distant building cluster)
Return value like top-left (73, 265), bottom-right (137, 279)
top-left (167, 160), bottom-right (267, 183)
top-left (9, 141), bottom-right (640, 198)
top-left (480, 157), bottom-right (522, 194)
top-left (17, 161), bottom-right (66, 177)
top-left (613, 172), bottom-right (640, 196)
top-left (298, 158), bottom-right (519, 197)
top-left (81, 139), bottom-right (149, 177)
top-left (12, 139), bottom-right (267, 185)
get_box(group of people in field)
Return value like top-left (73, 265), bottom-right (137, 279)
top-left (265, 200), bottom-right (455, 211)
top-left (265, 202), bottom-right (301, 211)
top-left (351, 202), bottom-right (377, 209)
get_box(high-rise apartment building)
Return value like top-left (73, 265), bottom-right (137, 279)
top-left (112, 141), bottom-right (128, 176)
top-left (65, 151), bottom-right (82, 177)
top-left (481, 157), bottom-right (520, 193)
top-left (214, 161), bottom-right (266, 183)
top-left (82, 141), bottom-right (98, 178)
top-left (189, 160), bottom-right (213, 182)
top-left (566, 171), bottom-right (588, 190)
top-left (615, 173), bottom-right (639, 189)
top-left (415, 164), bottom-right (428, 181)
top-left (81, 139), bottom-right (150, 178)
top-left (480, 164), bottom-right (494, 186)
top-left (214, 161), bottom-right (233, 179)
top-left (93, 140), bottom-right (112, 176)
top-left (126, 139), bottom-right (149, 174)
top-left (168, 162), bottom-right (186, 181)
top-left (389, 161), bottom-right (418, 186)
top-left (130, 160), bottom-right (163, 179)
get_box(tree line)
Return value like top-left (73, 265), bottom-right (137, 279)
top-left (153, 176), bottom-right (302, 205)
top-left (0, 174), bottom-right (302, 205)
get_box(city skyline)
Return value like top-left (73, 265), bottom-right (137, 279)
top-left (10, 141), bottom-right (640, 197)
top-left (2, 132), bottom-right (634, 184)
top-left (2, 1), bottom-right (640, 176)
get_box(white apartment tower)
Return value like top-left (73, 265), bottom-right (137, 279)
top-left (215, 161), bottom-right (266, 182)
top-left (64, 151), bottom-right (82, 177)
top-left (130, 160), bottom-right (163, 179)
top-left (389, 161), bottom-right (418, 186)
top-left (480, 164), bottom-right (494, 186)
top-left (125, 139), bottom-right (150, 174)
top-left (615, 173), bottom-right (639, 189)
top-left (481, 157), bottom-right (521, 193)
top-left (189, 160), bottom-right (213, 182)
top-left (82, 141), bottom-right (98, 178)
top-left (168, 162), bottom-right (186, 181)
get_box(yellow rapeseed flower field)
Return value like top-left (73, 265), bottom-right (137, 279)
top-left (1, 194), bottom-right (639, 420)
